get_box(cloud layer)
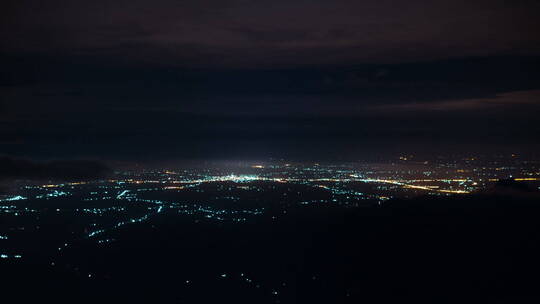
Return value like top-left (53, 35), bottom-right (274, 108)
top-left (0, 157), bottom-right (112, 181)
top-left (2, 0), bottom-right (540, 67)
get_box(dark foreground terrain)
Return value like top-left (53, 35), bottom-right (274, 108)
top-left (2, 188), bottom-right (540, 303)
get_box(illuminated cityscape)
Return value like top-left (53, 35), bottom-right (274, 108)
top-left (1, 155), bottom-right (540, 302)
top-left (2, 0), bottom-right (540, 302)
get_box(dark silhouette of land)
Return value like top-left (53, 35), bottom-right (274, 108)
top-left (2, 182), bottom-right (539, 303)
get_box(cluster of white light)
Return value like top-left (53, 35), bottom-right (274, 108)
top-left (35, 190), bottom-right (69, 199)
top-left (0, 195), bottom-right (27, 202)
top-left (0, 254), bottom-right (22, 259)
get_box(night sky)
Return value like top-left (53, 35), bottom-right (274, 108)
top-left (2, 0), bottom-right (540, 161)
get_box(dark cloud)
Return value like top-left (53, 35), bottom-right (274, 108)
top-left (0, 156), bottom-right (112, 181)
top-left (1, 0), bottom-right (540, 67)
top-left (1, 1), bottom-right (539, 160)
top-left (1, 55), bottom-right (539, 160)
top-left (369, 90), bottom-right (540, 112)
